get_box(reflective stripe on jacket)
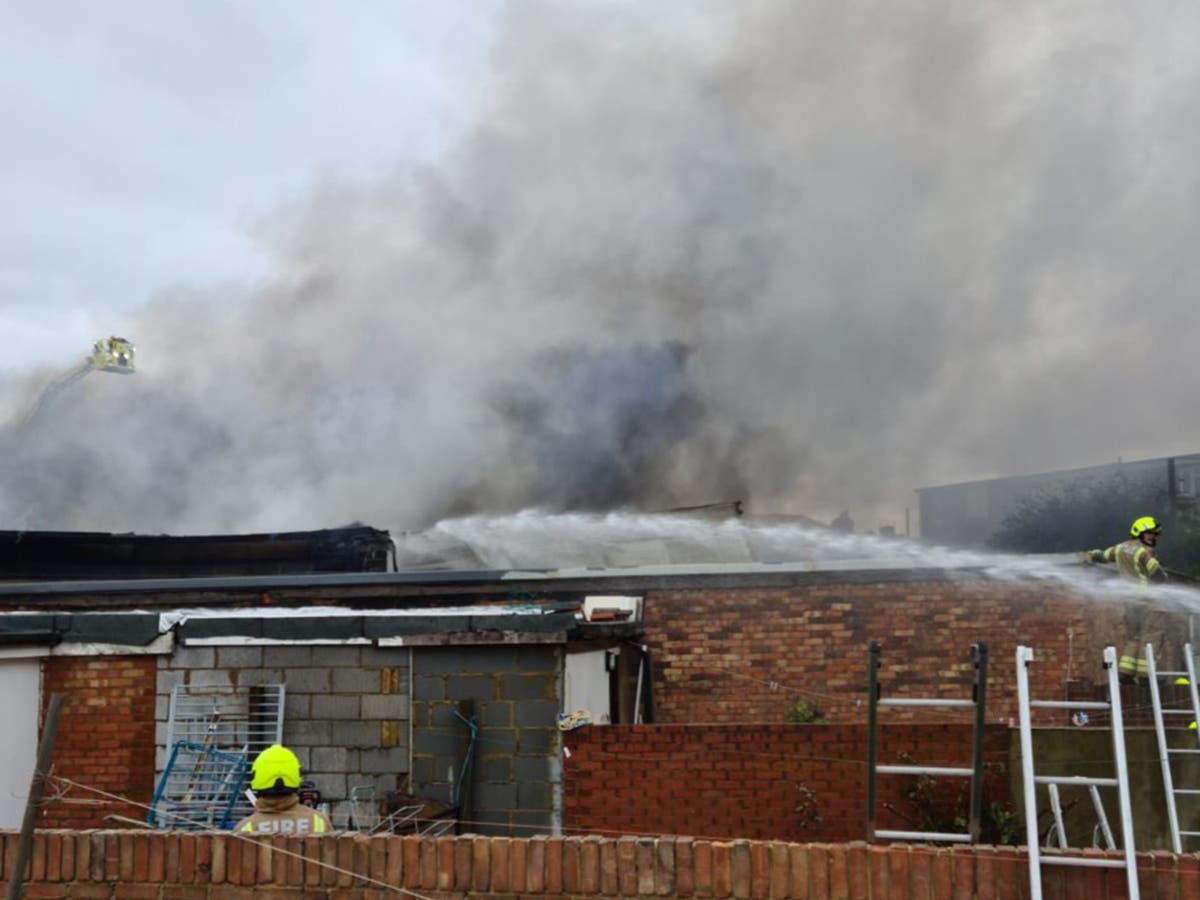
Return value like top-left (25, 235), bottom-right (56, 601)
top-left (1096, 539), bottom-right (1164, 585)
top-left (234, 795), bottom-right (331, 835)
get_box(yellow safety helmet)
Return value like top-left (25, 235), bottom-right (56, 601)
top-left (249, 744), bottom-right (302, 793)
top-left (1130, 516), bottom-right (1162, 537)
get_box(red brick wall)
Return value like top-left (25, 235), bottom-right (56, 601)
top-left (1, 831), bottom-right (1192, 899)
top-left (563, 724), bottom-right (1011, 843)
top-left (642, 582), bottom-right (1124, 725)
top-left (40, 656), bottom-right (159, 829)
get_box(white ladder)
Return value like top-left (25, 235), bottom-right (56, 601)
top-left (1016, 645), bottom-right (1139, 900)
top-left (1145, 641), bottom-right (1200, 853)
top-left (1044, 782), bottom-right (1115, 851)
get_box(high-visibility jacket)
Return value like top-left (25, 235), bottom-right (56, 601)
top-left (1086, 538), bottom-right (1167, 675)
top-left (1087, 539), bottom-right (1166, 585)
top-left (234, 794), bottom-right (331, 835)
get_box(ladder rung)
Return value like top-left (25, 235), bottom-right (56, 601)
top-left (1160, 709), bottom-right (1195, 716)
top-left (877, 765), bottom-right (973, 777)
top-left (1180, 831), bottom-right (1200, 837)
top-left (878, 698), bottom-right (976, 709)
top-left (1034, 776), bottom-right (1119, 788)
top-left (1174, 789), bottom-right (1200, 796)
top-left (1168, 748), bottom-right (1200, 756)
top-left (1039, 856), bottom-right (1126, 870)
top-left (1031, 700), bottom-right (1110, 710)
top-left (874, 829), bottom-right (971, 843)
top-left (1157, 670), bottom-right (1189, 677)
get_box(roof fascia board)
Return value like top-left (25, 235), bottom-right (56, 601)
top-left (0, 645), bottom-right (51, 660)
top-left (160, 604), bottom-right (551, 622)
top-left (0, 561), bottom-right (991, 604)
top-left (182, 633), bottom-right (567, 647)
top-left (183, 637), bottom-right (373, 647)
top-left (376, 631), bottom-right (566, 646)
top-left (0, 569), bottom-right (516, 596)
top-left (0, 570), bottom-right (977, 611)
top-left (0, 632), bottom-right (173, 658)
top-left (50, 633), bottom-right (174, 656)
top-left (0, 612), bottom-right (161, 645)
top-left (177, 611), bottom-right (577, 642)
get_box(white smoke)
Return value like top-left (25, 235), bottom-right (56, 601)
top-left (3, 1), bottom-right (1200, 536)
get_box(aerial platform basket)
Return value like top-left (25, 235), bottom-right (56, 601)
top-left (90, 336), bottom-right (135, 373)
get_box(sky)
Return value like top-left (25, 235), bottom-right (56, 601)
top-left (2, 1), bottom-right (1200, 539)
top-left (0, 1), bottom-right (494, 364)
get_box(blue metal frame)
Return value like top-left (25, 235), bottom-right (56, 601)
top-left (147, 741), bottom-right (251, 830)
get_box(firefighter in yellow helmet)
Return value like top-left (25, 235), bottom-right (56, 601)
top-left (1080, 516), bottom-right (1176, 680)
top-left (233, 744), bottom-right (332, 835)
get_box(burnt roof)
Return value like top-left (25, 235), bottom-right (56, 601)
top-left (0, 524), bottom-right (394, 580)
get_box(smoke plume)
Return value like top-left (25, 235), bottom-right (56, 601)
top-left (3, 1), bottom-right (1200, 535)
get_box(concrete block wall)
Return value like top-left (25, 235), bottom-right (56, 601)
top-left (156, 645), bottom-right (411, 827)
top-left (3, 831), bottom-right (1199, 899)
top-left (34, 644), bottom-right (563, 833)
top-left (642, 581), bottom-right (1133, 725)
top-left (411, 646), bottom-right (562, 836)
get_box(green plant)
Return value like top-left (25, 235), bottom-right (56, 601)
top-left (783, 699), bottom-right (824, 724)
top-left (887, 754), bottom-right (1019, 845)
top-left (985, 800), bottom-right (1022, 846)
top-left (794, 782), bottom-right (823, 832)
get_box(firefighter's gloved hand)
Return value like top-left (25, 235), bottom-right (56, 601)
top-left (1076, 551), bottom-right (1095, 565)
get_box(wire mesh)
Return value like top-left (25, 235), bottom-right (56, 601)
top-left (349, 785), bottom-right (381, 832)
top-left (166, 683), bottom-right (286, 752)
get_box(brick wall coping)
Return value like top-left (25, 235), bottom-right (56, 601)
top-left (2, 831), bottom-right (1199, 899)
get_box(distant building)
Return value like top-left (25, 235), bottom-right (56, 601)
top-left (917, 452), bottom-right (1200, 548)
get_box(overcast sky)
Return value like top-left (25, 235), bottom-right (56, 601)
top-left (3, 1), bottom-right (1200, 539)
top-left (0, 1), bottom-right (496, 371)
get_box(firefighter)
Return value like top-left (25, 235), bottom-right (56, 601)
top-left (233, 744), bottom-right (332, 835)
top-left (1080, 516), bottom-right (1175, 680)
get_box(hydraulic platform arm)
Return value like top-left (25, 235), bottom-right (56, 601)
top-left (16, 336), bottom-right (136, 430)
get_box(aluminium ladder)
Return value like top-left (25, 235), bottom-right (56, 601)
top-left (1145, 641), bottom-right (1200, 853)
top-left (1016, 645), bottom-right (1139, 900)
top-left (866, 640), bottom-right (988, 843)
top-left (1043, 782), bottom-right (1116, 852)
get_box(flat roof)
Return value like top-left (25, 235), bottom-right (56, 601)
top-left (0, 555), bottom-right (1078, 609)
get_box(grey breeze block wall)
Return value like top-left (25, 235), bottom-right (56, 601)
top-left (411, 645), bottom-right (563, 838)
top-left (155, 644), bottom-right (410, 828)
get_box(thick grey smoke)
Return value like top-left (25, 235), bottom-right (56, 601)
top-left (3, 1), bottom-right (1200, 535)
